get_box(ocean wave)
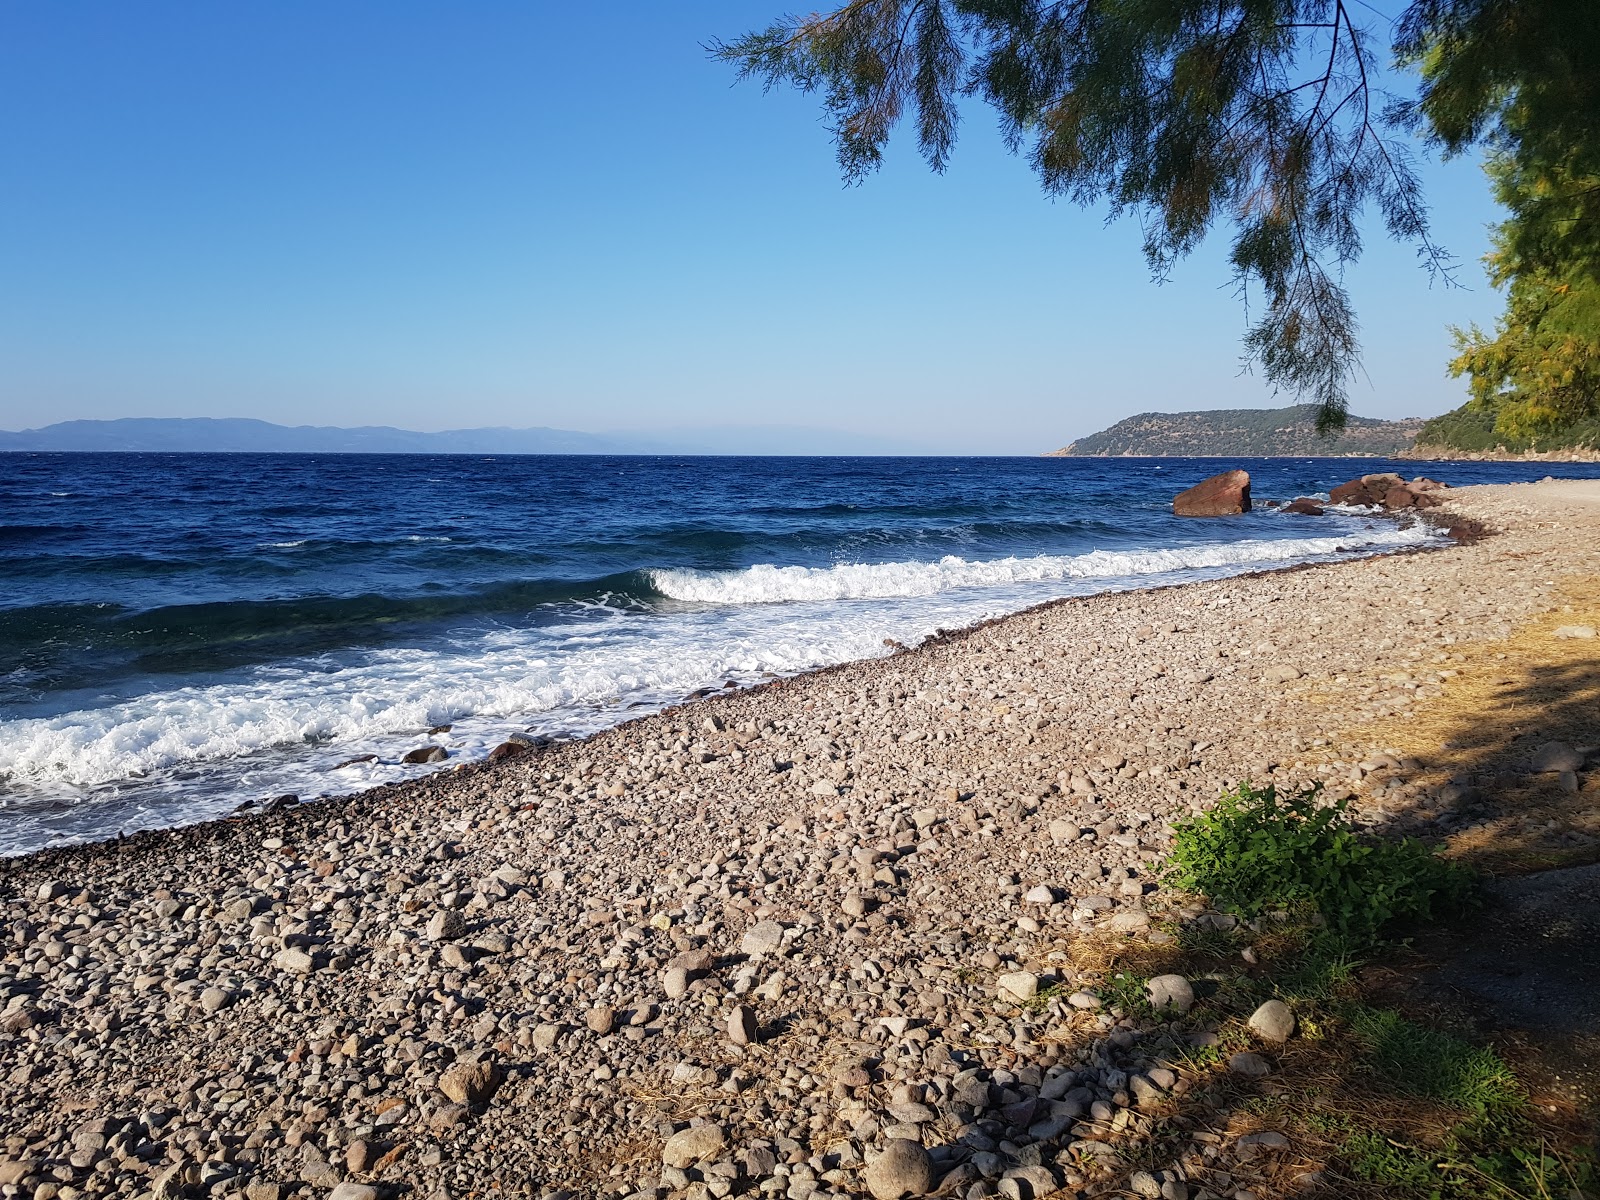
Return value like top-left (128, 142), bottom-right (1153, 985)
top-left (647, 524), bottom-right (1437, 605)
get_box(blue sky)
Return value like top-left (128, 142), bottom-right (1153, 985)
top-left (1, 3), bottom-right (1504, 453)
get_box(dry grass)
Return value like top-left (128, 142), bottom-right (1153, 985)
top-left (1337, 580), bottom-right (1600, 874)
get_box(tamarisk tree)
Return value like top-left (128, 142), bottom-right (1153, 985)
top-left (712, 0), bottom-right (1598, 431)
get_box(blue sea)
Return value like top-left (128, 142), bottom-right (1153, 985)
top-left (3, 452), bottom-right (1596, 855)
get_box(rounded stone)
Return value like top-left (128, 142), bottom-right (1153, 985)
top-left (864, 1138), bottom-right (934, 1199)
top-left (1248, 999), bottom-right (1296, 1043)
top-left (661, 1123), bottom-right (727, 1169)
top-left (1146, 974), bottom-right (1194, 1014)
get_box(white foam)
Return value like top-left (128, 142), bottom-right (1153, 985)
top-left (0, 516), bottom-right (1443, 854)
top-left (649, 525), bottom-right (1436, 605)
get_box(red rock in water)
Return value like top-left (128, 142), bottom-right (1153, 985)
top-left (488, 741), bottom-right (529, 762)
top-left (1381, 485), bottom-right (1419, 510)
top-left (1328, 479), bottom-right (1375, 506)
top-left (1173, 469), bottom-right (1252, 517)
top-left (1283, 498), bottom-right (1325, 516)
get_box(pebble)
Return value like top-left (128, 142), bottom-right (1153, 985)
top-left (727, 1004), bottom-right (757, 1046)
top-left (586, 1005), bottom-right (617, 1036)
top-left (996, 972), bottom-right (1039, 1003)
top-left (661, 1123), bottom-right (727, 1169)
top-left (1248, 999), bottom-right (1296, 1043)
top-left (1146, 974), bottom-right (1194, 1014)
top-left (1228, 1052), bottom-right (1274, 1077)
top-left (863, 1138), bottom-right (934, 1199)
top-left (437, 1058), bottom-right (499, 1106)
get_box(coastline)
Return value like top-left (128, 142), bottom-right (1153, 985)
top-left (3, 480), bottom-right (1598, 1197)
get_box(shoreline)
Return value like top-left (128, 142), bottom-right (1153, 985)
top-left (2, 480), bottom-right (1598, 1198)
top-left (0, 506), bottom-right (1446, 861)
top-left (3, 514), bottom-right (1454, 870)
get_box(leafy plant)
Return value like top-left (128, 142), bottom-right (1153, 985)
top-left (1164, 782), bottom-right (1475, 943)
top-left (1346, 1007), bottom-right (1522, 1118)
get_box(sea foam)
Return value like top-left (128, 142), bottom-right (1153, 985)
top-left (648, 524), bottom-right (1436, 604)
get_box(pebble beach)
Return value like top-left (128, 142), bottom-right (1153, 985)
top-left (3, 478), bottom-right (1598, 1200)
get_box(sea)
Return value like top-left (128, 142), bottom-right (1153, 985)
top-left (3, 452), bottom-right (1597, 856)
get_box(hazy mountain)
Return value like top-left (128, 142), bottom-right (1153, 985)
top-left (1050, 405), bottom-right (1425, 457)
top-left (0, 417), bottom-right (930, 456)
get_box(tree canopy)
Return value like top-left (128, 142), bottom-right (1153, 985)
top-left (712, 0), bottom-right (1600, 431)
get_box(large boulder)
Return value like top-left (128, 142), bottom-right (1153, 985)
top-left (1173, 469), bottom-right (1251, 517)
top-left (1328, 478), bottom-right (1375, 506)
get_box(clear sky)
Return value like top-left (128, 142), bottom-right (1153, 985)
top-left (0, 2), bottom-right (1505, 454)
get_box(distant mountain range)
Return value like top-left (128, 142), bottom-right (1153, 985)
top-left (0, 417), bottom-right (928, 456)
top-left (1050, 404), bottom-right (1425, 457)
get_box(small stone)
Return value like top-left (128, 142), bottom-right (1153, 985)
top-left (1146, 974), bottom-right (1194, 1014)
top-left (1553, 624), bottom-right (1597, 639)
top-left (199, 987), bottom-right (233, 1014)
top-left (345, 1139), bottom-right (381, 1173)
top-left (1531, 741), bottom-right (1585, 773)
top-left (661, 1123), bottom-right (727, 1169)
top-left (1109, 910), bottom-right (1151, 932)
top-left (587, 1006), bottom-right (617, 1036)
top-left (1129, 1170), bottom-right (1163, 1199)
top-left (996, 972), bottom-right (1039, 1003)
top-left (863, 1138), bottom-right (935, 1199)
top-left (402, 745), bottom-right (448, 764)
top-left (1129, 1075), bottom-right (1166, 1107)
top-left (1228, 1052), bottom-right (1273, 1077)
top-left (329, 1186), bottom-right (380, 1200)
top-left (662, 966), bottom-right (690, 999)
top-left (740, 920), bottom-right (785, 957)
top-left (998, 1165), bottom-right (1060, 1200)
top-left (1248, 999), bottom-right (1296, 1043)
top-left (1239, 1130), bottom-right (1290, 1150)
top-left (531, 1023), bottom-right (561, 1051)
top-left (1023, 884), bottom-right (1056, 904)
top-left (842, 892), bottom-right (870, 918)
top-left (272, 947), bottom-right (314, 975)
top-left (1048, 819), bottom-right (1080, 843)
top-left (437, 1058), bottom-right (499, 1106)
top-left (426, 910), bottom-right (467, 941)
top-left (727, 1004), bottom-right (757, 1046)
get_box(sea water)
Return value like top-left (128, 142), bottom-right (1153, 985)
top-left (2, 452), bottom-right (1594, 854)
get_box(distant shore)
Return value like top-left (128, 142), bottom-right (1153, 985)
top-left (3, 480), bottom-right (1598, 1196)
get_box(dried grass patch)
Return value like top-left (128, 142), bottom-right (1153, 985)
top-left (1339, 580), bottom-right (1600, 873)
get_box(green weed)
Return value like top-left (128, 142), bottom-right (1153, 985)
top-left (1346, 1007), bottom-right (1522, 1118)
top-left (1098, 971), bottom-right (1152, 1018)
top-left (1164, 782), bottom-right (1475, 943)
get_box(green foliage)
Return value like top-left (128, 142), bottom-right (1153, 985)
top-left (715, 1), bottom-right (1600, 431)
top-left (1099, 971), bottom-right (1153, 1018)
top-left (1442, 148), bottom-right (1600, 440)
top-left (1347, 1007), bottom-right (1522, 1117)
top-left (1164, 782), bottom-right (1474, 943)
top-left (1340, 1130), bottom-right (1442, 1192)
top-left (711, 0), bottom-right (1461, 430)
top-left (1416, 401), bottom-right (1600, 453)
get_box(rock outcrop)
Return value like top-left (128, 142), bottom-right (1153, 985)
top-left (1173, 469), bottom-right (1251, 516)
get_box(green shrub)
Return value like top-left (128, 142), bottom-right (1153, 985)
top-left (1164, 783), bottom-right (1475, 943)
top-left (1347, 1007), bottom-right (1522, 1117)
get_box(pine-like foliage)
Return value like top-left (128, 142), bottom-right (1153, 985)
top-left (712, 0), bottom-right (1598, 431)
top-left (1448, 158), bottom-right (1600, 440)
